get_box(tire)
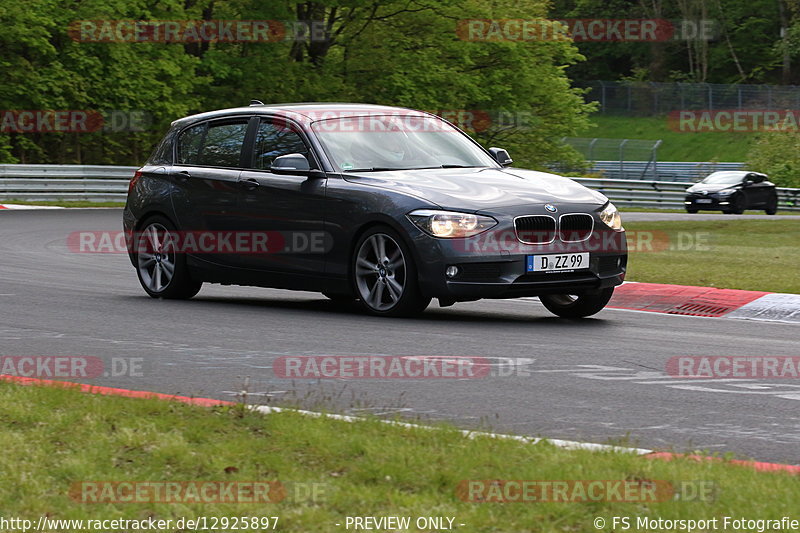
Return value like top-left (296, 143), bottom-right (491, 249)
top-left (133, 215), bottom-right (202, 300)
top-left (729, 193), bottom-right (745, 215)
top-left (686, 208), bottom-right (698, 214)
top-left (351, 226), bottom-right (430, 317)
top-left (539, 288), bottom-right (615, 318)
top-left (765, 195), bottom-right (778, 215)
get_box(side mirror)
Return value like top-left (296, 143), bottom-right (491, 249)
top-left (488, 147), bottom-right (513, 166)
top-left (270, 153), bottom-right (325, 178)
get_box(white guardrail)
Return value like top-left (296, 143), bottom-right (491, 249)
top-left (0, 164), bottom-right (799, 210)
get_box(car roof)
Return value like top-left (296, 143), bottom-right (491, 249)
top-left (706, 170), bottom-right (766, 177)
top-left (171, 103), bottom-right (433, 128)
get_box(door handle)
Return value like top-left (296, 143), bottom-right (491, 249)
top-left (239, 177), bottom-right (260, 190)
top-left (176, 170), bottom-right (191, 181)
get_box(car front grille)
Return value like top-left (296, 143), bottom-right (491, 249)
top-left (514, 216), bottom-right (556, 244)
top-left (558, 214), bottom-right (593, 242)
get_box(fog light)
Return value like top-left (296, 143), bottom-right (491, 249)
top-left (446, 265), bottom-right (459, 278)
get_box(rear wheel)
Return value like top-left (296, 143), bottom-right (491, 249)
top-left (686, 207), bottom-right (698, 214)
top-left (134, 216), bottom-right (202, 300)
top-left (539, 288), bottom-right (615, 318)
top-left (352, 226), bottom-right (430, 317)
top-left (765, 195), bottom-right (778, 215)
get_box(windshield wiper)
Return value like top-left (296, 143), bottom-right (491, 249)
top-left (343, 165), bottom-right (484, 172)
top-left (410, 164), bottom-right (482, 170)
top-left (343, 167), bottom-right (403, 172)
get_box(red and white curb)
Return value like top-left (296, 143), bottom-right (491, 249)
top-left (0, 204), bottom-right (63, 210)
top-left (2, 374), bottom-right (799, 475)
top-left (608, 282), bottom-right (800, 323)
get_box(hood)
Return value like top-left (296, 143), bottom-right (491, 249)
top-left (341, 167), bottom-right (607, 211)
top-left (686, 182), bottom-right (740, 194)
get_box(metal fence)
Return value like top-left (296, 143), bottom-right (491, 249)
top-left (0, 164), bottom-right (136, 202)
top-left (562, 138), bottom-right (663, 180)
top-left (581, 81), bottom-right (800, 116)
top-left (588, 160), bottom-right (745, 181)
top-left (572, 177), bottom-right (800, 211)
top-left (0, 164), bottom-right (798, 211)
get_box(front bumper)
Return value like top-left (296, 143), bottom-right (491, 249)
top-left (409, 213), bottom-right (627, 300)
top-left (684, 194), bottom-right (733, 210)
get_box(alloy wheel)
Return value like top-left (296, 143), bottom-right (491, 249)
top-left (354, 233), bottom-right (407, 312)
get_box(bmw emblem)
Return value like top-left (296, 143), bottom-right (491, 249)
top-left (544, 204), bottom-right (557, 213)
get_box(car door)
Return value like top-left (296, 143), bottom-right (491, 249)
top-left (170, 118), bottom-right (250, 267)
top-left (232, 116), bottom-right (328, 277)
top-left (743, 173), bottom-right (770, 206)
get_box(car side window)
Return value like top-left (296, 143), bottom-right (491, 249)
top-left (197, 122), bottom-right (248, 167)
top-left (147, 133), bottom-right (174, 165)
top-left (252, 120), bottom-right (311, 170)
top-left (177, 123), bottom-right (206, 165)
top-left (176, 121), bottom-right (248, 167)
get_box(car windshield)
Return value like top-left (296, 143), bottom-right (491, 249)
top-left (701, 172), bottom-right (746, 184)
top-left (310, 115), bottom-right (498, 171)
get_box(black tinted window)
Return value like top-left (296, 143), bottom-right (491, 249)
top-left (197, 122), bottom-right (248, 167)
top-left (177, 124), bottom-right (206, 165)
top-left (252, 120), bottom-right (310, 170)
top-left (148, 131), bottom-right (175, 165)
top-left (177, 121), bottom-right (248, 167)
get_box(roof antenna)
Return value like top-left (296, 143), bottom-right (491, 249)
top-left (249, 99), bottom-right (264, 106)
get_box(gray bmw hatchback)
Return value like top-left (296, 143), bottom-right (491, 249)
top-left (124, 102), bottom-right (627, 317)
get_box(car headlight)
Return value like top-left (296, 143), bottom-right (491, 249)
top-left (599, 202), bottom-right (623, 231)
top-left (407, 210), bottom-right (497, 238)
top-left (714, 189), bottom-right (735, 197)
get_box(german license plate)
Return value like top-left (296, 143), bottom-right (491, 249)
top-left (696, 199), bottom-right (713, 203)
top-left (526, 253), bottom-right (589, 272)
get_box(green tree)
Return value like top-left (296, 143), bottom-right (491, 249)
top-left (746, 129), bottom-right (800, 187)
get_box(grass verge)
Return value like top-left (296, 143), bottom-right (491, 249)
top-left (578, 115), bottom-right (757, 162)
top-left (624, 219), bottom-right (800, 293)
top-left (1, 381), bottom-right (798, 531)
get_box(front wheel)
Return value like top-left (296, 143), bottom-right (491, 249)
top-left (728, 193), bottom-right (746, 214)
top-left (351, 227), bottom-right (430, 317)
top-left (134, 216), bottom-right (202, 300)
top-left (539, 288), bottom-right (615, 318)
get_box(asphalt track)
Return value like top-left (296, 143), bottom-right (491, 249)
top-left (1, 209), bottom-right (799, 463)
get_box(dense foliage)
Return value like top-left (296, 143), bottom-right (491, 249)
top-left (0, 0), bottom-right (592, 169)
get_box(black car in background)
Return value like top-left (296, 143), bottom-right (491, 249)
top-left (684, 171), bottom-right (778, 214)
top-left (124, 103), bottom-right (627, 318)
